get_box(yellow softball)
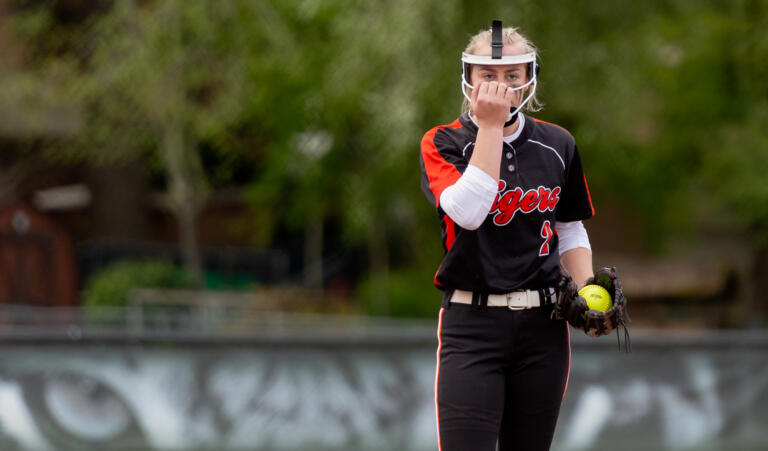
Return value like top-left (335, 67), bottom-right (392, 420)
top-left (578, 284), bottom-right (612, 312)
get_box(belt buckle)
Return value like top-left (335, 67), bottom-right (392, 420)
top-left (506, 291), bottom-right (530, 310)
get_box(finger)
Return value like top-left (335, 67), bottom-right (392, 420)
top-left (477, 81), bottom-right (489, 98)
top-left (487, 81), bottom-right (498, 97)
top-left (497, 83), bottom-right (511, 101)
top-left (471, 82), bottom-right (486, 110)
top-left (504, 85), bottom-right (516, 103)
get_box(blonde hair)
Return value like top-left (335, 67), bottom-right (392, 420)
top-left (461, 26), bottom-right (543, 114)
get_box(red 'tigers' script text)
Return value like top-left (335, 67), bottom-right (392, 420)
top-left (490, 181), bottom-right (561, 226)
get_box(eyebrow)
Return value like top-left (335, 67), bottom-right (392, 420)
top-left (477, 66), bottom-right (523, 72)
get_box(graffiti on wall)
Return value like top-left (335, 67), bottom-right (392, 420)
top-left (0, 342), bottom-right (766, 450)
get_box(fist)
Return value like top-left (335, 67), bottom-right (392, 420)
top-left (470, 81), bottom-right (516, 128)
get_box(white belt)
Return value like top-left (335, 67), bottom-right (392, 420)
top-left (450, 288), bottom-right (556, 310)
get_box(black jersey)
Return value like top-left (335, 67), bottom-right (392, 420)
top-left (420, 114), bottom-right (594, 293)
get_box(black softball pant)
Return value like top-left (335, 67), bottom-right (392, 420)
top-left (435, 302), bottom-right (570, 451)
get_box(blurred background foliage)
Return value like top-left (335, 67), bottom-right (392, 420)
top-left (82, 259), bottom-right (190, 308)
top-left (1, 0), bottom-right (767, 318)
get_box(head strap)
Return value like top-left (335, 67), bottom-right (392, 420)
top-left (491, 20), bottom-right (503, 59)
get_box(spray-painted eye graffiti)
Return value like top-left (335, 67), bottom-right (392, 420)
top-left (0, 346), bottom-right (435, 450)
top-left (18, 371), bottom-right (146, 451)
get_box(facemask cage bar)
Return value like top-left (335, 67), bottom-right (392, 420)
top-left (460, 20), bottom-right (540, 121)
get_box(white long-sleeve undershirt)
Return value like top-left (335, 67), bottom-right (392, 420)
top-left (439, 164), bottom-right (499, 230)
top-left (555, 219), bottom-right (591, 254)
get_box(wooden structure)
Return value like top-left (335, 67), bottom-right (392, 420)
top-left (0, 202), bottom-right (76, 306)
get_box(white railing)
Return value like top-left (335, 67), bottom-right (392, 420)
top-left (0, 295), bottom-right (436, 343)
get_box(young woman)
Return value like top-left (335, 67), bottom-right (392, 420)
top-left (419, 21), bottom-right (626, 451)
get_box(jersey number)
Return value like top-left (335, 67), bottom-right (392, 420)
top-left (539, 220), bottom-right (553, 256)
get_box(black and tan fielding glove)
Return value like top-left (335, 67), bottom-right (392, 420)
top-left (552, 266), bottom-right (630, 352)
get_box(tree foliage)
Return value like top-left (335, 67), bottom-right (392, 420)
top-left (5, 0), bottom-right (768, 313)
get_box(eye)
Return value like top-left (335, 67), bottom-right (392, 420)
top-left (483, 74), bottom-right (494, 80)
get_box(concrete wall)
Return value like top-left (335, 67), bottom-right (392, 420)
top-left (0, 328), bottom-right (766, 451)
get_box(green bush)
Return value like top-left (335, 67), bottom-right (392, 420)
top-left (82, 259), bottom-right (190, 308)
top-left (357, 266), bottom-right (443, 318)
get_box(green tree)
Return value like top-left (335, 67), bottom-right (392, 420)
top-left (8, 0), bottom-right (768, 317)
top-left (242, 0), bottom-right (468, 312)
top-left (72, 0), bottom-right (251, 284)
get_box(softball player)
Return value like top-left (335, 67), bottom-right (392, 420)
top-left (419, 21), bottom-right (626, 451)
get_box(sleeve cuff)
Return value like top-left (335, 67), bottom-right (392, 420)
top-left (462, 164), bottom-right (499, 196)
top-left (556, 220), bottom-right (592, 254)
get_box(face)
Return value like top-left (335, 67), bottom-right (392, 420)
top-left (471, 65), bottom-right (528, 88)
top-left (469, 42), bottom-right (531, 106)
